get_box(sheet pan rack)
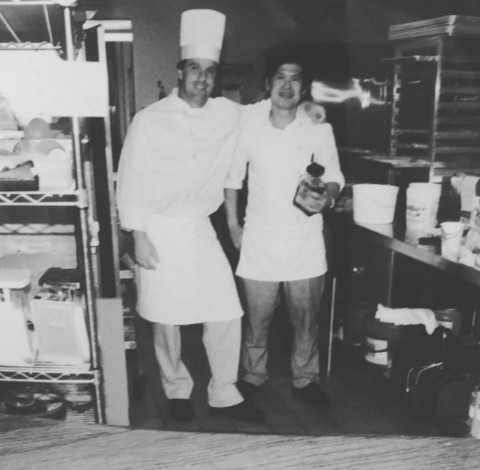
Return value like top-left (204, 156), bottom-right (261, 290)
top-left (387, 17), bottom-right (480, 180)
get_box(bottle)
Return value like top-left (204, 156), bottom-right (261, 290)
top-left (294, 155), bottom-right (326, 216)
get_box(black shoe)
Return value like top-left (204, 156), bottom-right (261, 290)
top-left (209, 400), bottom-right (266, 423)
top-left (236, 380), bottom-right (262, 401)
top-left (168, 399), bottom-right (194, 422)
top-left (292, 383), bottom-right (331, 408)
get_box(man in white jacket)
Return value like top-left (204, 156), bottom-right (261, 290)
top-left (224, 51), bottom-right (344, 407)
top-left (116, 9), bottom-right (264, 423)
top-left (117, 8), bottom-right (325, 423)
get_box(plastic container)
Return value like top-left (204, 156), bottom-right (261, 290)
top-left (0, 269), bottom-right (36, 366)
top-left (31, 292), bottom-right (90, 366)
top-left (363, 315), bottom-right (427, 370)
top-left (406, 183), bottom-right (442, 236)
top-left (14, 138), bottom-right (74, 191)
top-left (440, 221), bottom-right (464, 262)
top-left (32, 145), bottom-right (74, 191)
top-left (353, 184), bottom-right (399, 224)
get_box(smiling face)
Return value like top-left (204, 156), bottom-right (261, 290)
top-left (268, 63), bottom-right (304, 111)
top-left (177, 58), bottom-right (218, 108)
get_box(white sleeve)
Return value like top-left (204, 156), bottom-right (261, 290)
top-left (315, 124), bottom-right (345, 190)
top-left (224, 127), bottom-right (250, 190)
top-left (115, 113), bottom-right (151, 231)
top-left (224, 101), bottom-right (267, 189)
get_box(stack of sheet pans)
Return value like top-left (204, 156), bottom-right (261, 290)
top-left (389, 16), bottom-right (480, 41)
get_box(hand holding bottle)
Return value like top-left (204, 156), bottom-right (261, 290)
top-left (294, 158), bottom-right (327, 215)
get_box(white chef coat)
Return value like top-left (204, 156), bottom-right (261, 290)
top-left (116, 90), bottom-right (261, 325)
top-left (225, 104), bottom-right (344, 281)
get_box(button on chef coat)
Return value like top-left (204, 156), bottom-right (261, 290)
top-left (225, 105), bottom-right (344, 281)
top-left (116, 90), bottom-right (267, 325)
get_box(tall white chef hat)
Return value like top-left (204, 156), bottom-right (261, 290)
top-left (180, 9), bottom-right (226, 63)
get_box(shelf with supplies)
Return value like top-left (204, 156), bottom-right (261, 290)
top-left (0, 1), bottom-right (125, 425)
top-left (0, 265), bottom-right (99, 422)
top-left (0, 3), bottom-right (132, 427)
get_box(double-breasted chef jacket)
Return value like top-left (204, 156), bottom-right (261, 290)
top-left (225, 104), bottom-right (345, 281)
top-left (116, 89), bottom-right (262, 325)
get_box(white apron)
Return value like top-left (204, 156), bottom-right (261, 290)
top-left (227, 116), bottom-right (344, 283)
top-left (237, 220), bottom-right (326, 282)
top-left (136, 214), bottom-right (243, 325)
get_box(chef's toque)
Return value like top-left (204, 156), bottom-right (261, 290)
top-left (180, 9), bottom-right (225, 63)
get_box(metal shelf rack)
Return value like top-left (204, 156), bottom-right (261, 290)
top-left (0, 364), bottom-right (97, 384)
top-left (0, 1), bottom-right (106, 423)
top-left (0, 191), bottom-right (81, 206)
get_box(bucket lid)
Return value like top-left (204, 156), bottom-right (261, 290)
top-left (0, 269), bottom-right (30, 289)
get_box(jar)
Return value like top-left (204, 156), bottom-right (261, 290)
top-left (294, 160), bottom-right (325, 216)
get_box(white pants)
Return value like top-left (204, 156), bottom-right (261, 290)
top-left (152, 318), bottom-right (243, 408)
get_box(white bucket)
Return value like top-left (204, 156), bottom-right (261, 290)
top-left (406, 183), bottom-right (442, 236)
top-left (440, 221), bottom-right (464, 262)
top-left (353, 184), bottom-right (399, 224)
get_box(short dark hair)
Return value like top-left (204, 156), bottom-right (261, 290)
top-left (264, 48), bottom-right (312, 89)
top-left (177, 59), bottom-right (187, 71)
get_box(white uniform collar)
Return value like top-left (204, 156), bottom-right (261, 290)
top-left (170, 88), bottom-right (211, 115)
top-left (267, 106), bottom-right (304, 131)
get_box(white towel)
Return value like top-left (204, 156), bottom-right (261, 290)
top-left (375, 304), bottom-right (438, 335)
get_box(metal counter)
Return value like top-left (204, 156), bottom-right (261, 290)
top-left (354, 220), bottom-right (480, 287)
top-left (332, 212), bottom-right (480, 310)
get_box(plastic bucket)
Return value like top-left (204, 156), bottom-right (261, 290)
top-left (363, 316), bottom-right (427, 371)
top-left (406, 183), bottom-right (441, 235)
top-left (363, 318), bottom-right (427, 352)
top-left (353, 184), bottom-right (399, 224)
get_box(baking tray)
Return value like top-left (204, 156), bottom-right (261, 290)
top-left (389, 16), bottom-right (480, 41)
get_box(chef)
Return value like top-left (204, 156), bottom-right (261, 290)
top-left (116, 9), bottom-right (264, 424)
top-left (224, 51), bottom-right (344, 407)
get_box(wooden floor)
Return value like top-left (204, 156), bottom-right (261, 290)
top-left (2, 305), bottom-right (480, 469)
top-left (2, 414), bottom-right (480, 470)
top-left (128, 307), bottom-right (445, 437)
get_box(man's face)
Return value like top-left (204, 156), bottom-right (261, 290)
top-left (178, 58), bottom-right (218, 108)
top-left (268, 63), bottom-right (304, 111)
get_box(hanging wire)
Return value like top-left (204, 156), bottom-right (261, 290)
top-left (43, 4), bottom-right (54, 44)
top-left (0, 11), bottom-right (21, 43)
